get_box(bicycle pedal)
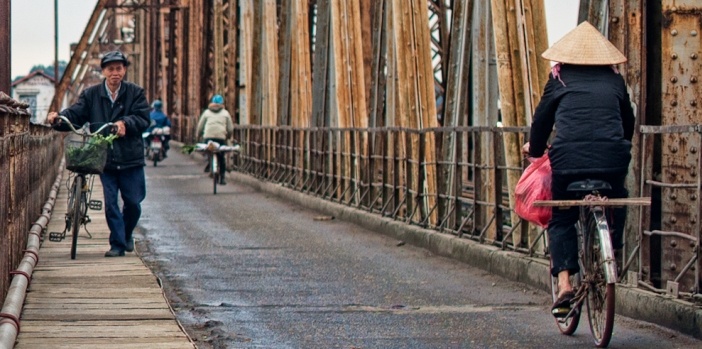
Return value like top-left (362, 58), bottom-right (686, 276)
top-left (49, 232), bottom-right (65, 242)
top-left (552, 307), bottom-right (571, 317)
top-left (89, 200), bottom-right (103, 210)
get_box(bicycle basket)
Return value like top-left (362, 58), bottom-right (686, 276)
top-left (65, 139), bottom-right (108, 174)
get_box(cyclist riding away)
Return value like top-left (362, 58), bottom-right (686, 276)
top-left (48, 50), bottom-right (151, 258)
top-left (522, 21), bottom-right (635, 316)
top-left (197, 94), bottom-right (234, 185)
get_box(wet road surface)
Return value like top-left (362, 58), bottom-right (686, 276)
top-left (136, 149), bottom-right (701, 349)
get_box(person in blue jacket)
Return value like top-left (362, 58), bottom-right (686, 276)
top-left (147, 99), bottom-right (172, 156)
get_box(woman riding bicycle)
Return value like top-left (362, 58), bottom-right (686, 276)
top-left (196, 94), bottom-right (234, 185)
top-left (522, 21), bottom-right (635, 316)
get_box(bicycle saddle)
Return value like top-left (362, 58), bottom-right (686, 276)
top-left (566, 179), bottom-right (612, 192)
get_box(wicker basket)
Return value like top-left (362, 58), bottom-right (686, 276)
top-left (65, 140), bottom-right (108, 174)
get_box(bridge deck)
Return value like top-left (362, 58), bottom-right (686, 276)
top-left (16, 170), bottom-right (194, 349)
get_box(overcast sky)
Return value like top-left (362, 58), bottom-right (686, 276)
top-left (10, 0), bottom-right (98, 79)
top-left (10, 0), bottom-right (578, 79)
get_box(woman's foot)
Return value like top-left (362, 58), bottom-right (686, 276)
top-left (551, 290), bottom-right (575, 317)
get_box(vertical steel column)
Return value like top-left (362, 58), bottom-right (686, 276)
top-left (54, 0), bottom-right (59, 85)
top-left (0, 0), bottom-right (11, 93)
top-left (167, 8), bottom-right (177, 115)
top-left (659, 1), bottom-right (702, 294)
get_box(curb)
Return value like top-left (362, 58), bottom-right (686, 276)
top-left (174, 141), bottom-right (702, 339)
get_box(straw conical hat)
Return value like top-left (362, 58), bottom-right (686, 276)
top-left (542, 21), bottom-right (627, 65)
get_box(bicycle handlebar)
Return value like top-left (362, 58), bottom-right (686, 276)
top-left (55, 115), bottom-right (116, 137)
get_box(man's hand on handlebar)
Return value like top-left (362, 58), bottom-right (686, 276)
top-left (46, 113), bottom-right (119, 137)
top-left (47, 111), bottom-right (60, 125)
top-left (114, 120), bottom-right (126, 137)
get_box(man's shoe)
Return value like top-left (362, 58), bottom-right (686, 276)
top-left (219, 178), bottom-right (227, 185)
top-left (204, 164), bottom-right (210, 173)
top-left (125, 240), bottom-right (134, 253)
top-left (104, 249), bottom-right (125, 257)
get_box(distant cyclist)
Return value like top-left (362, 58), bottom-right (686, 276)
top-left (523, 21), bottom-right (635, 316)
top-left (196, 94), bottom-right (234, 185)
top-left (147, 99), bottom-right (172, 157)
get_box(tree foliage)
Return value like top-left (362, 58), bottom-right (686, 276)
top-left (13, 61), bottom-right (69, 82)
top-left (29, 61), bottom-right (68, 79)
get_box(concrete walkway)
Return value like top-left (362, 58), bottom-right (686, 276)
top-left (229, 171), bottom-right (702, 340)
top-left (15, 169), bottom-right (195, 349)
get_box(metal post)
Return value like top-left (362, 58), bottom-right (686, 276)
top-left (54, 0), bottom-right (59, 86)
top-left (0, 0), bottom-right (11, 93)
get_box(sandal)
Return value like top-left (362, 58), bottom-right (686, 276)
top-left (551, 291), bottom-right (575, 318)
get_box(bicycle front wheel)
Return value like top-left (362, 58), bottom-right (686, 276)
top-left (584, 210), bottom-right (615, 347)
top-left (70, 175), bottom-right (83, 260)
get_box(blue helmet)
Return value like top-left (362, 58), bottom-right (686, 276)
top-left (211, 94), bottom-right (224, 104)
top-left (152, 100), bottom-right (163, 110)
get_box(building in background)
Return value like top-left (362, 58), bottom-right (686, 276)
top-left (11, 70), bottom-right (55, 123)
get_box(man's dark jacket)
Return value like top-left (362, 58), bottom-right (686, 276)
top-left (528, 64), bottom-right (635, 175)
top-left (55, 80), bottom-right (150, 170)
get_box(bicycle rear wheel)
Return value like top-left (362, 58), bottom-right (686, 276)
top-left (550, 261), bottom-right (582, 335)
top-left (70, 175), bottom-right (83, 260)
top-left (212, 155), bottom-right (218, 195)
top-left (584, 211), bottom-right (616, 347)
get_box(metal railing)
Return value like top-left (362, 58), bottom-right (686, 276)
top-left (634, 125), bottom-right (702, 301)
top-left (0, 92), bottom-right (62, 300)
top-left (226, 124), bottom-right (702, 303)
top-left (230, 125), bottom-right (538, 250)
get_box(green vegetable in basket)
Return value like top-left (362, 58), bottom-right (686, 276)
top-left (66, 134), bottom-right (118, 174)
top-left (90, 133), bottom-right (119, 146)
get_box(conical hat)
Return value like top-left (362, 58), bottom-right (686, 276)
top-left (542, 21), bottom-right (627, 65)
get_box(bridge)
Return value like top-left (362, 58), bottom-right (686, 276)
top-left (1, 0), bottom-right (701, 347)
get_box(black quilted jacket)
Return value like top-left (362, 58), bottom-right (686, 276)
top-left (528, 64), bottom-right (635, 175)
top-left (54, 79), bottom-right (150, 170)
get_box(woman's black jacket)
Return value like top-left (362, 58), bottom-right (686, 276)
top-left (54, 79), bottom-right (150, 170)
top-left (528, 64), bottom-right (635, 175)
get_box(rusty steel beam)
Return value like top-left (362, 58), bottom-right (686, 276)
top-left (167, 8), bottom-right (177, 115)
top-left (50, 0), bottom-right (109, 112)
top-left (658, 2), bottom-right (702, 294)
top-left (0, 0), bottom-right (10, 93)
top-left (428, 0), bottom-right (450, 91)
top-left (224, 0), bottom-right (239, 124)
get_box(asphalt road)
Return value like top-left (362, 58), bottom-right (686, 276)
top-left (135, 148), bottom-right (700, 349)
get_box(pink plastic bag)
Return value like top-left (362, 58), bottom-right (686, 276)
top-left (515, 155), bottom-right (552, 228)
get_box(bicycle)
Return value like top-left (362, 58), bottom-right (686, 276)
top-left (49, 116), bottom-right (115, 260)
top-left (195, 141), bottom-right (239, 195)
top-left (534, 179), bottom-right (650, 348)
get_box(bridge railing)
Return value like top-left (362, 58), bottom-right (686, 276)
top-left (230, 125), bottom-right (538, 249)
top-left (228, 124), bottom-right (702, 304)
top-left (0, 93), bottom-right (62, 300)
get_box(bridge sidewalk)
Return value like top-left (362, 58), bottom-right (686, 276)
top-left (15, 169), bottom-right (195, 349)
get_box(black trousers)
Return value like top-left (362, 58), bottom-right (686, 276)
top-left (548, 172), bottom-right (628, 277)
